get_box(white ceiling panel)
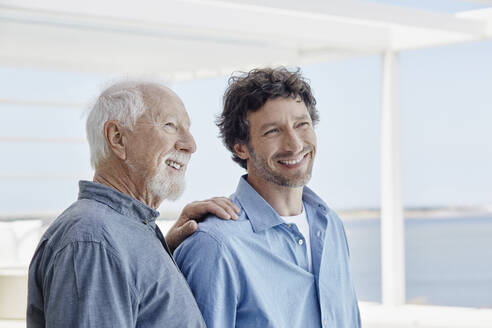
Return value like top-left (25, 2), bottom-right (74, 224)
top-left (0, 0), bottom-right (491, 79)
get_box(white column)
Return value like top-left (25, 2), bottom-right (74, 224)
top-left (380, 51), bottom-right (405, 306)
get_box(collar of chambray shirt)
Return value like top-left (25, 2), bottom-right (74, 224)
top-left (234, 174), bottom-right (329, 233)
top-left (78, 180), bottom-right (160, 225)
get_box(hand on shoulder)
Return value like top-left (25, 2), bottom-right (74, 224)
top-left (165, 197), bottom-right (240, 252)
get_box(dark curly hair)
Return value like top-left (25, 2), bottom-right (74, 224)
top-left (216, 67), bottom-right (319, 169)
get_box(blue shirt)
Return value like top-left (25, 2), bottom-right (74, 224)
top-left (27, 181), bottom-right (205, 328)
top-left (175, 176), bottom-right (361, 328)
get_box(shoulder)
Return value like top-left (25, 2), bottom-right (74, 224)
top-left (196, 211), bottom-right (252, 243)
top-left (303, 187), bottom-right (348, 235)
top-left (174, 228), bottom-right (227, 277)
top-left (174, 214), bottom-right (250, 266)
top-left (326, 207), bottom-right (344, 226)
top-left (193, 194), bottom-right (251, 241)
top-left (41, 199), bottom-right (129, 256)
top-left (303, 186), bottom-right (330, 211)
top-left (303, 186), bottom-right (341, 219)
top-left (174, 215), bottom-right (237, 258)
top-left (174, 229), bottom-right (220, 260)
top-left (302, 190), bottom-right (351, 255)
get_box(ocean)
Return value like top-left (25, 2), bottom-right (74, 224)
top-left (344, 216), bottom-right (492, 308)
top-left (2, 214), bottom-right (491, 310)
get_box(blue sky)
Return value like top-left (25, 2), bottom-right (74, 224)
top-left (1, 7), bottom-right (491, 214)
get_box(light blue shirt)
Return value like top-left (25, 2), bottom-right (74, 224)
top-left (174, 176), bottom-right (361, 328)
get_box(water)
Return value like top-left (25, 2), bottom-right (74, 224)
top-left (344, 216), bottom-right (492, 308)
top-left (2, 215), bottom-right (491, 309)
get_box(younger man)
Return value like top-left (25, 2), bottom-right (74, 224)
top-left (175, 68), bottom-right (361, 327)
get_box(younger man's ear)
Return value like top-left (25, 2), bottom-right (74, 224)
top-left (233, 143), bottom-right (250, 160)
top-left (103, 120), bottom-right (127, 161)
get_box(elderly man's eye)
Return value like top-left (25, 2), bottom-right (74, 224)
top-left (164, 122), bottom-right (177, 129)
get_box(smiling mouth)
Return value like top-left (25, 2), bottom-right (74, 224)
top-left (165, 159), bottom-right (185, 170)
top-left (277, 152), bottom-right (310, 166)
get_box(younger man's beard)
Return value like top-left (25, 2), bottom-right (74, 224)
top-left (247, 145), bottom-right (314, 188)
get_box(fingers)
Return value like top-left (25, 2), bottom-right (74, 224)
top-left (166, 220), bottom-right (198, 253)
top-left (181, 220), bottom-right (198, 236)
top-left (180, 220), bottom-right (198, 239)
top-left (168, 197), bottom-right (240, 251)
top-left (180, 197), bottom-right (240, 222)
top-left (208, 197), bottom-right (240, 220)
top-left (213, 203), bottom-right (235, 220)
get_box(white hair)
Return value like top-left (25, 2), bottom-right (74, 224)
top-left (86, 81), bottom-right (152, 169)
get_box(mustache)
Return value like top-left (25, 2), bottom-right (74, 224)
top-left (162, 151), bottom-right (191, 165)
top-left (273, 146), bottom-right (314, 160)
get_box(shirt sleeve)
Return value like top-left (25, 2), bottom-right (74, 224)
top-left (43, 241), bottom-right (137, 328)
top-left (174, 231), bottom-right (240, 328)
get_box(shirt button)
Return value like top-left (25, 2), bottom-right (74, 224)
top-left (322, 319), bottom-right (328, 326)
top-left (298, 239), bottom-right (304, 245)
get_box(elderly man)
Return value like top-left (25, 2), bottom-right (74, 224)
top-left (174, 68), bottom-right (361, 327)
top-left (26, 82), bottom-right (239, 327)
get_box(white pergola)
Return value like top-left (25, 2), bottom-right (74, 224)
top-left (1, 0), bottom-right (492, 325)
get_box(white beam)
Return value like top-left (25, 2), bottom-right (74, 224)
top-left (0, 4), bottom-right (388, 76)
top-left (457, 8), bottom-right (492, 37)
top-left (2, 2), bottom-right (491, 76)
top-left (0, 3), bottom-right (391, 51)
top-left (205, 0), bottom-right (487, 36)
top-left (380, 51), bottom-right (405, 306)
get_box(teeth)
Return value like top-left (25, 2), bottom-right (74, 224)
top-left (279, 155), bottom-right (304, 165)
top-left (166, 160), bottom-right (183, 170)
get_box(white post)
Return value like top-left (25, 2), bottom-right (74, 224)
top-left (380, 51), bottom-right (405, 306)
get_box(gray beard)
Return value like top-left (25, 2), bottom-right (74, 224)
top-left (148, 161), bottom-right (186, 201)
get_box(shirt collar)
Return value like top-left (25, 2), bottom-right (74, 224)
top-left (234, 175), bottom-right (330, 233)
top-left (78, 180), bottom-right (160, 225)
top-left (302, 185), bottom-right (329, 215)
top-left (234, 175), bottom-right (284, 233)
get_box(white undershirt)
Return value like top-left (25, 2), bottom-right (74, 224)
top-left (282, 204), bottom-right (312, 273)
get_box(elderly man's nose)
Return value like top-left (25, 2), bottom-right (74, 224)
top-left (176, 130), bottom-right (196, 154)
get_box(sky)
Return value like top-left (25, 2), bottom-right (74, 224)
top-left (0, 2), bottom-right (491, 215)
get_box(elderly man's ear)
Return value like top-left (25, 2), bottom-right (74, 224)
top-left (104, 120), bottom-right (127, 161)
